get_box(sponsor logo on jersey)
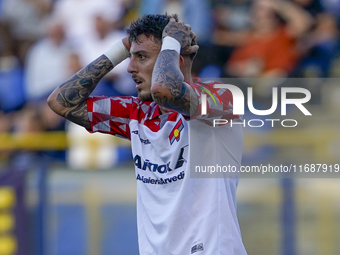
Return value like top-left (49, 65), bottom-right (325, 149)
top-left (136, 171), bottom-right (185, 185)
top-left (133, 146), bottom-right (187, 174)
top-left (132, 130), bottom-right (151, 145)
top-left (191, 243), bottom-right (204, 254)
top-left (169, 119), bottom-right (184, 145)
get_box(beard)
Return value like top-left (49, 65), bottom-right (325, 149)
top-left (137, 90), bottom-right (153, 102)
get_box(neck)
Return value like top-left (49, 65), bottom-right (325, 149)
top-left (181, 57), bottom-right (193, 83)
top-left (183, 71), bottom-right (193, 83)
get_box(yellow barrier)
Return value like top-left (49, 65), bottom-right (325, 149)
top-left (0, 131), bottom-right (130, 150)
top-left (0, 132), bottom-right (68, 150)
top-left (0, 128), bottom-right (339, 162)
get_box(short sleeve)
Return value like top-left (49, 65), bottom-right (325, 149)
top-left (189, 79), bottom-right (240, 126)
top-left (86, 96), bottom-right (137, 139)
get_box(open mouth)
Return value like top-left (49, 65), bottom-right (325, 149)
top-left (132, 76), bottom-right (144, 87)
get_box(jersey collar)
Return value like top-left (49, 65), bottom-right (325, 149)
top-left (147, 102), bottom-right (177, 120)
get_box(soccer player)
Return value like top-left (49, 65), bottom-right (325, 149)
top-left (48, 14), bottom-right (247, 255)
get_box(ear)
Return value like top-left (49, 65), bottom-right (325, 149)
top-left (179, 55), bottom-right (184, 67)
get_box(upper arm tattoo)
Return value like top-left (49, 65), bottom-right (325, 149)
top-left (62, 101), bottom-right (90, 129)
top-left (152, 50), bottom-right (198, 117)
top-left (55, 55), bottom-right (113, 129)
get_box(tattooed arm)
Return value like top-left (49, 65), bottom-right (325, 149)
top-left (47, 55), bottom-right (113, 129)
top-left (48, 38), bottom-right (130, 129)
top-left (151, 19), bottom-right (199, 117)
top-left (151, 51), bottom-right (197, 117)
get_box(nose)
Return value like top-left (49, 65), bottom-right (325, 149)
top-left (127, 57), bottom-right (138, 74)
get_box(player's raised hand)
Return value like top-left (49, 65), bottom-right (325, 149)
top-left (122, 36), bottom-right (131, 52)
top-left (162, 18), bottom-right (199, 55)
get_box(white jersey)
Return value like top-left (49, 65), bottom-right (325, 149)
top-left (87, 78), bottom-right (247, 255)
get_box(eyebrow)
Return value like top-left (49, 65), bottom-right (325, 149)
top-left (130, 50), bottom-right (149, 55)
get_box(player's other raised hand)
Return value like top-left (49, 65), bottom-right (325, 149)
top-left (162, 18), bottom-right (199, 56)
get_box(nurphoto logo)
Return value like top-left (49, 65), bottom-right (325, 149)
top-left (201, 84), bottom-right (312, 128)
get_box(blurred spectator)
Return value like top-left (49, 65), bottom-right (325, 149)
top-left (0, 0), bottom-right (53, 64)
top-left (0, 0), bottom-right (3, 16)
top-left (211, 0), bottom-right (252, 46)
top-left (25, 19), bottom-right (72, 101)
top-left (6, 102), bottom-right (48, 170)
top-left (74, 14), bottom-right (136, 97)
top-left (24, 17), bottom-right (70, 130)
top-left (0, 110), bottom-right (10, 132)
top-left (321, 0), bottom-right (340, 25)
top-left (13, 103), bottom-right (45, 133)
top-left (226, 0), bottom-right (313, 78)
top-left (117, 0), bottom-right (140, 27)
top-left (290, 0), bottom-right (339, 77)
top-left (0, 55), bottom-right (25, 113)
top-left (21, 18), bottom-right (75, 163)
top-left (295, 12), bottom-right (339, 77)
top-left (291, 0), bottom-right (324, 17)
top-left (51, 0), bottom-right (125, 48)
top-left (139, 0), bottom-right (212, 42)
top-left (192, 0), bottom-right (251, 78)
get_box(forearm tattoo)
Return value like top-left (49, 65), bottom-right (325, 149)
top-left (56, 55), bottom-right (113, 128)
top-left (152, 50), bottom-right (198, 117)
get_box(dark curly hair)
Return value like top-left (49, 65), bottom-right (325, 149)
top-left (126, 14), bottom-right (198, 60)
top-left (126, 14), bottom-right (179, 44)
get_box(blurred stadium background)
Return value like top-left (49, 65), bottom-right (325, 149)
top-left (1, 0), bottom-right (340, 254)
